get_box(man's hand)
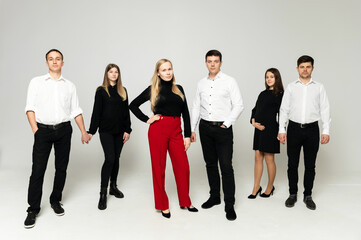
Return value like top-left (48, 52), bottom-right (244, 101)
top-left (123, 132), bottom-right (130, 143)
top-left (184, 137), bottom-right (191, 151)
top-left (220, 125), bottom-right (227, 128)
top-left (81, 132), bottom-right (90, 144)
top-left (321, 134), bottom-right (330, 144)
top-left (191, 132), bottom-right (196, 142)
top-left (277, 133), bottom-right (287, 144)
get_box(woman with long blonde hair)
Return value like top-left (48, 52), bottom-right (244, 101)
top-left (88, 63), bottom-right (131, 210)
top-left (129, 59), bottom-right (197, 218)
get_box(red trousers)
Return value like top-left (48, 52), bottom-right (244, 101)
top-left (148, 116), bottom-right (191, 210)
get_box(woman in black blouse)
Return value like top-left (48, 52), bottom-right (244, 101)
top-left (88, 63), bottom-right (131, 210)
top-left (129, 59), bottom-right (197, 218)
top-left (248, 68), bottom-right (284, 199)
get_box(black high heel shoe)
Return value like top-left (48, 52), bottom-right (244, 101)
top-left (248, 187), bottom-right (262, 199)
top-left (260, 186), bottom-right (275, 198)
top-left (180, 206), bottom-right (199, 212)
top-left (161, 210), bottom-right (171, 218)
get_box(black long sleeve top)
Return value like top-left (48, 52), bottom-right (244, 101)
top-left (88, 85), bottom-right (132, 135)
top-left (129, 79), bottom-right (191, 137)
top-left (250, 89), bottom-right (283, 126)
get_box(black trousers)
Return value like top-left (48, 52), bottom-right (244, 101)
top-left (99, 132), bottom-right (124, 188)
top-left (199, 120), bottom-right (235, 208)
top-left (287, 121), bottom-right (319, 196)
top-left (27, 123), bottom-right (72, 213)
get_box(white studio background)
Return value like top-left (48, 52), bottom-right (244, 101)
top-left (0, 0), bottom-right (360, 239)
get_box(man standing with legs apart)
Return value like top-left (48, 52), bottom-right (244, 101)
top-left (191, 50), bottom-right (243, 220)
top-left (24, 49), bottom-right (90, 228)
top-left (278, 55), bottom-right (330, 210)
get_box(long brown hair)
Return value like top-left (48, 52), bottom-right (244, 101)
top-left (99, 63), bottom-right (126, 100)
top-left (150, 59), bottom-right (184, 111)
top-left (265, 68), bottom-right (284, 96)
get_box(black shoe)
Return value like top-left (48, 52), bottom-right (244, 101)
top-left (51, 202), bottom-right (65, 216)
top-left (109, 182), bottom-right (124, 198)
top-left (248, 186), bottom-right (262, 199)
top-left (303, 196), bottom-right (316, 210)
top-left (260, 186), bottom-right (275, 198)
top-left (201, 197), bottom-right (221, 209)
top-left (24, 211), bottom-right (37, 229)
top-left (225, 207), bottom-right (237, 221)
top-left (98, 188), bottom-right (107, 210)
top-left (161, 210), bottom-right (171, 218)
top-left (285, 194), bottom-right (297, 208)
top-left (180, 206), bottom-right (199, 212)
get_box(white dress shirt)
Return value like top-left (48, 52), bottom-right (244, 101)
top-left (191, 71), bottom-right (244, 131)
top-left (279, 78), bottom-right (330, 135)
top-left (25, 73), bottom-right (83, 125)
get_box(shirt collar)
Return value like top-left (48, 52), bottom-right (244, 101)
top-left (296, 77), bottom-right (314, 86)
top-left (45, 73), bottom-right (65, 81)
top-left (207, 71), bottom-right (223, 81)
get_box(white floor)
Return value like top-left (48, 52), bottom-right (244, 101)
top-left (1, 163), bottom-right (360, 240)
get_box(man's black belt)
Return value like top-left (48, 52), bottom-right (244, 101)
top-left (37, 121), bottom-right (70, 130)
top-left (289, 120), bottom-right (318, 129)
top-left (200, 119), bottom-right (224, 127)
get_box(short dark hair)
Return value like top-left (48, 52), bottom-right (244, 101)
top-left (297, 55), bottom-right (314, 66)
top-left (46, 49), bottom-right (63, 60)
top-left (205, 49), bottom-right (222, 62)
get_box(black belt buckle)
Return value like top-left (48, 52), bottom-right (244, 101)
top-left (300, 123), bottom-right (306, 128)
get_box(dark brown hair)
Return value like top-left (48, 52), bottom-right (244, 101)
top-left (265, 68), bottom-right (284, 96)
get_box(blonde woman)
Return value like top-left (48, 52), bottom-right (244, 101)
top-left (88, 63), bottom-right (131, 210)
top-left (129, 59), bottom-right (197, 218)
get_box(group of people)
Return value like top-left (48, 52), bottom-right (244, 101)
top-left (24, 49), bottom-right (330, 228)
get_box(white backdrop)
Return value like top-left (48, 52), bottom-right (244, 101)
top-left (0, 0), bottom-right (360, 208)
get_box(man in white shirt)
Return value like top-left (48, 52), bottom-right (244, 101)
top-left (278, 55), bottom-right (330, 210)
top-left (191, 50), bottom-right (243, 220)
top-left (24, 49), bottom-right (90, 228)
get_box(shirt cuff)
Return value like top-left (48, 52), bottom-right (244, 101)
top-left (25, 105), bottom-right (35, 114)
top-left (70, 108), bottom-right (83, 119)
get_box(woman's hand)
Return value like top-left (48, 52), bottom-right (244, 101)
top-left (184, 137), bottom-right (191, 151)
top-left (252, 122), bottom-right (265, 131)
top-left (123, 132), bottom-right (130, 143)
top-left (147, 115), bottom-right (160, 124)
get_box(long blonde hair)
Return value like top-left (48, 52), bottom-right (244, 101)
top-left (99, 63), bottom-right (127, 100)
top-left (150, 59), bottom-right (184, 111)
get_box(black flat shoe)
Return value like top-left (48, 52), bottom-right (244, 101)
top-left (260, 186), bottom-right (275, 198)
top-left (303, 196), bottom-right (316, 210)
top-left (285, 194), bottom-right (297, 208)
top-left (248, 186), bottom-right (262, 199)
top-left (180, 206), bottom-right (199, 212)
top-left (201, 197), bottom-right (221, 209)
top-left (161, 210), bottom-right (171, 218)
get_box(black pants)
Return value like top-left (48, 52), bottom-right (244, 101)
top-left (199, 119), bottom-right (235, 208)
top-left (27, 122), bottom-right (72, 213)
top-left (99, 132), bottom-right (124, 188)
top-left (287, 121), bottom-right (319, 196)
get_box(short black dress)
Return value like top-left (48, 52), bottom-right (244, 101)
top-left (251, 90), bottom-right (283, 153)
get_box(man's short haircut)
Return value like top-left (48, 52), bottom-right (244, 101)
top-left (205, 49), bottom-right (222, 62)
top-left (297, 55), bottom-right (314, 66)
top-left (46, 49), bottom-right (63, 60)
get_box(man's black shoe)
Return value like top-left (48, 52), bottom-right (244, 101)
top-left (285, 194), bottom-right (297, 208)
top-left (303, 195), bottom-right (316, 210)
top-left (51, 202), bottom-right (65, 216)
top-left (24, 211), bottom-right (37, 229)
top-left (201, 197), bottom-right (221, 209)
top-left (225, 207), bottom-right (237, 221)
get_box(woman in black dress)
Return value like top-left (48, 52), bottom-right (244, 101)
top-left (248, 68), bottom-right (284, 199)
top-left (88, 63), bottom-right (132, 210)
